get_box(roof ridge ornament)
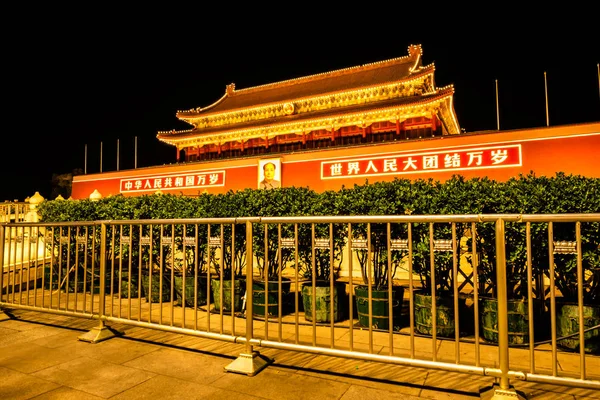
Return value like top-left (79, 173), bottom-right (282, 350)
top-left (408, 44), bottom-right (422, 73)
top-left (226, 83), bottom-right (236, 95)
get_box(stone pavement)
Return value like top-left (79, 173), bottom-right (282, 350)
top-left (1, 309), bottom-right (599, 400)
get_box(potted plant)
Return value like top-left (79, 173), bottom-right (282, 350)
top-left (543, 174), bottom-right (600, 353)
top-left (411, 221), bottom-right (465, 338)
top-left (341, 182), bottom-right (406, 331)
top-left (203, 191), bottom-right (246, 313)
top-left (172, 223), bottom-right (210, 308)
top-left (246, 187), bottom-right (318, 318)
top-left (296, 222), bottom-right (347, 323)
top-left (408, 176), bottom-right (477, 338)
top-left (209, 222), bottom-right (246, 313)
top-left (470, 175), bottom-right (548, 345)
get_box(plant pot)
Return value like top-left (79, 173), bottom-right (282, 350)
top-left (252, 278), bottom-right (292, 317)
top-left (354, 285), bottom-right (404, 331)
top-left (414, 291), bottom-right (463, 338)
top-left (141, 274), bottom-right (171, 303)
top-left (556, 300), bottom-right (599, 354)
top-left (211, 278), bottom-right (245, 312)
top-left (174, 274), bottom-right (208, 307)
top-left (302, 281), bottom-right (346, 323)
top-left (480, 296), bottom-right (544, 345)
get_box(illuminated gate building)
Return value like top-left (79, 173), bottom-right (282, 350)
top-left (71, 44), bottom-right (599, 198)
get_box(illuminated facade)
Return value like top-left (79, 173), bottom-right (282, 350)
top-left (70, 45), bottom-right (600, 199)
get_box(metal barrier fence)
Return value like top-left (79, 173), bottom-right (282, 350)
top-left (1, 215), bottom-right (599, 397)
top-left (0, 201), bottom-right (28, 222)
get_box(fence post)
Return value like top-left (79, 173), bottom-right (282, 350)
top-left (79, 222), bottom-right (121, 343)
top-left (0, 223), bottom-right (6, 311)
top-left (481, 218), bottom-right (526, 399)
top-left (225, 219), bottom-right (271, 376)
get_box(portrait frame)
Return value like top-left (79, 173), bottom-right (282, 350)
top-left (258, 158), bottom-right (282, 189)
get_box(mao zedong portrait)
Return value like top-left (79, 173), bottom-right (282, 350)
top-left (259, 162), bottom-right (281, 189)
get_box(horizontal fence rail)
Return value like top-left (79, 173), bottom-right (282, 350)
top-left (1, 214), bottom-right (599, 395)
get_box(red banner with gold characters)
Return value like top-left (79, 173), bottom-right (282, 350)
top-left (120, 170), bottom-right (226, 193)
top-left (321, 144), bottom-right (522, 179)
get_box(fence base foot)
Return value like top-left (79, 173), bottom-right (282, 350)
top-left (480, 383), bottom-right (527, 399)
top-left (0, 309), bottom-right (13, 321)
top-left (78, 322), bottom-right (121, 344)
top-left (224, 351), bottom-right (272, 376)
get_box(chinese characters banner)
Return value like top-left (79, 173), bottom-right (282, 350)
top-left (321, 145), bottom-right (522, 179)
top-left (120, 170), bottom-right (226, 193)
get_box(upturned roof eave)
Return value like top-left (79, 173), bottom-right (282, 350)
top-left (158, 87), bottom-right (457, 146)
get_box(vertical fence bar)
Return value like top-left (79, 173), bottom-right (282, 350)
top-left (329, 223), bottom-right (334, 349)
top-left (19, 225), bottom-right (26, 305)
top-left (277, 223), bottom-right (282, 342)
top-left (367, 223), bottom-right (373, 354)
top-left (137, 224), bottom-right (142, 322)
top-left (408, 222), bottom-right (415, 358)
top-left (33, 225), bottom-right (40, 307)
top-left (206, 224), bottom-right (211, 331)
top-left (471, 222), bottom-right (480, 366)
top-left (119, 225), bottom-right (124, 319)
top-left (9, 225), bottom-right (15, 305)
top-left (575, 222), bottom-right (585, 379)
top-left (348, 223), bottom-right (354, 352)
top-left (0, 224), bottom-right (4, 304)
top-left (182, 223), bottom-right (187, 329)
top-left (90, 225), bottom-right (96, 314)
top-left (99, 223), bottom-right (107, 319)
top-left (110, 226), bottom-right (115, 315)
top-left (26, 226), bottom-right (32, 306)
top-left (429, 222), bottom-right (437, 361)
top-left (49, 227), bottom-right (55, 309)
top-left (526, 222), bottom-right (535, 373)
top-left (294, 223), bottom-right (299, 344)
top-left (231, 223), bottom-right (235, 335)
top-left (548, 222), bottom-right (557, 376)
top-left (72, 227), bottom-right (79, 313)
top-left (387, 223), bottom-right (393, 355)
top-left (219, 224), bottom-right (225, 334)
top-left (264, 224), bottom-right (269, 338)
top-left (170, 224), bottom-right (175, 327)
top-left (245, 220), bottom-right (254, 353)
top-left (452, 223), bottom-right (460, 363)
top-left (311, 223), bottom-right (316, 346)
top-left (57, 227), bottom-right (63, 310)
top-left (495, 218), bottom-right (510, 390)
top-left (194, 224), bottom-right (199, 332)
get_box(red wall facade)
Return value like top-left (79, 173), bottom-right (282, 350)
top-left (71, 122), bottom-right (600, 200)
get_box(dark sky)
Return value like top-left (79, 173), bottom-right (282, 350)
top-left (3, 10), bottom-right (599, 201)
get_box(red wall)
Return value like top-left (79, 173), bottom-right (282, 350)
top-left (71, 122), bottom-right (600, 200)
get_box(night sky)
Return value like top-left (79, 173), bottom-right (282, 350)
top-left (4, 10), bottom-right (599, 202)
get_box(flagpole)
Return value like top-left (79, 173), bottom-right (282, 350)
top-left (135, 136), bottom-right (138, 169)
top-left (84, 144), bottom-right (87, 175)
top-left (597, 63), bottom-right (599, 100)
top-left (544, 71), bottom-right (549, 127)
top-left (117, 139), bottom-right (120, 171)
top-left (100, 141), bottom-right (103, 173)
top-left (496, 79), bottom-right (500, 130)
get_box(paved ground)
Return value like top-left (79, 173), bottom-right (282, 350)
top-left (1, 308), bottom-right (599, 400)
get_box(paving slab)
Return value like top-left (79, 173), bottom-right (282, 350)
top-left (0, 366), bottom-right (59, 400)
top-left (31, 357), bottom-right (156, 398)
